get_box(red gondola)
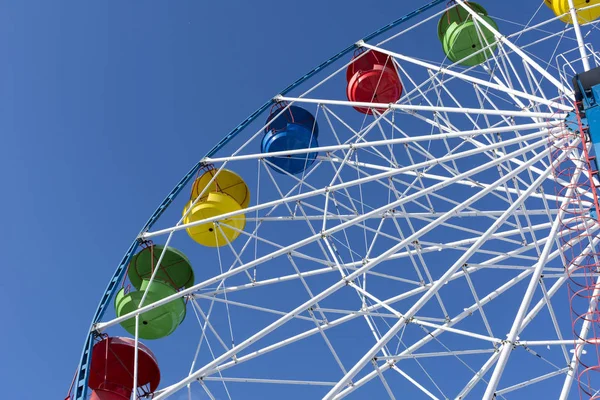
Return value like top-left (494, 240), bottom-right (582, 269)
top-left (88, 337), bottom-right (161, 399)
top-left (346, 49), bottom-right (403, 115)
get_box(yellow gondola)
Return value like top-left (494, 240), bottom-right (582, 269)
top-left (190, 168), bottom-right (250, 208)
top-left (183, 168), bottom-right (249, 247)
top-left (545, 0), bottom-right (600, 24)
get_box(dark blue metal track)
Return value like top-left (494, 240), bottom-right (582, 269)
top-left (71, 1), bottom-right (445, 398)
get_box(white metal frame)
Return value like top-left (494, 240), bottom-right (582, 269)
top-left (84, 2), bottom-right (600, 399)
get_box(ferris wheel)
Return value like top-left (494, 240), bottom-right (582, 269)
top-left (66, 1), bottom-right (600, 399)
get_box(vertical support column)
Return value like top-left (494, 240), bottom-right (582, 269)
top-left (567, 0), bottom-right (591, 72)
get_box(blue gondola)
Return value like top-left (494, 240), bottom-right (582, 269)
top-left (261, 105), bottom-right (320, 175)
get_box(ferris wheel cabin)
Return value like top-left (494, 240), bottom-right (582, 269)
top-left (126, 245), bottom-right (194, 291)
top-left (113, 245), bottom-right (194, 339)
top-left (115, 277), bottom-right (187, 340)
top-left (345, 49), bottom-right (403, 114)
top-left (438, 2), bottom-right (498, 66)
top-left (183, 168), bottom-right (249, 247)
top-left (261, 105), bottom-right (320, 175)
top-left (545, 0), bottom-right (600, 24)
top-left (88, 337), bottom-right (160, 400)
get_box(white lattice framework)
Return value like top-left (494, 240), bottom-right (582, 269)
top-left (87, 1), bottom-right (600, 398)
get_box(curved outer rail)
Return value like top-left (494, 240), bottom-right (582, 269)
top-left (68, 1), bottom-right (446, 399)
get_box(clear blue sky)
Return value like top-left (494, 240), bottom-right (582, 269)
top-left (0, 1), bottom-right (574, 399)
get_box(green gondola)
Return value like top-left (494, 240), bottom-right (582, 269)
top-left (114, 245), bottom-right (194, 339)
top-left (438, 2), bottom-right (499, 67)
top-left (127, 245), bottom-right (194, 291)
top-left (115, 279), bottom-right (186, 340)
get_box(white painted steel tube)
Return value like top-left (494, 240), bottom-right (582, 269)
top-left (144, 130), bottom-right (550, 239)
top-left (567, 0), bottom-right (591, 71)
top-left (204, 122), bottom-right (558, 164)
top-left (278, 95), bottom-right (567, 119)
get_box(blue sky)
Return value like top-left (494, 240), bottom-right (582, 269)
top-left (0, 0), bottom-right (584, 399)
